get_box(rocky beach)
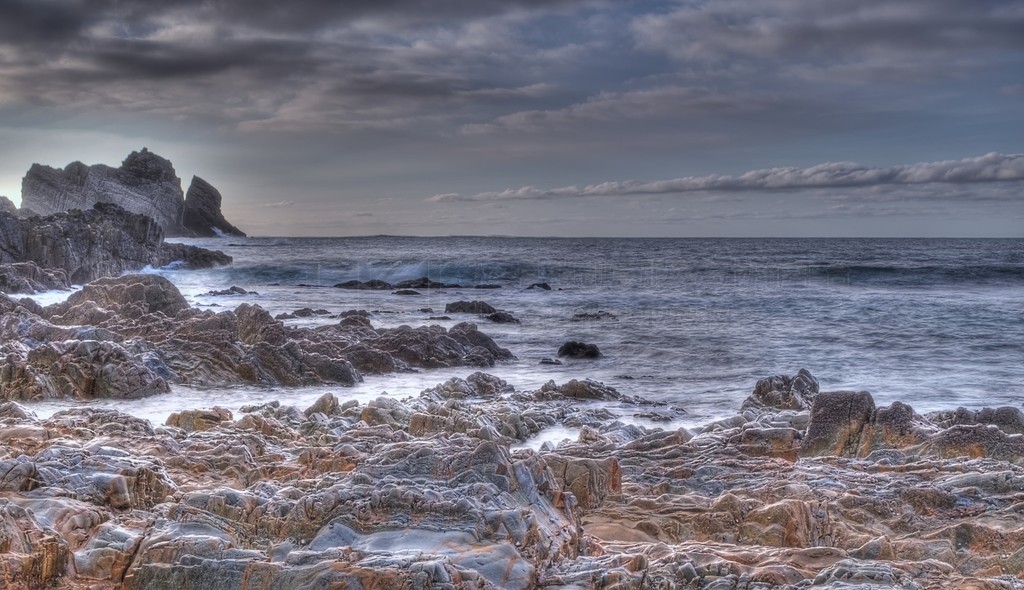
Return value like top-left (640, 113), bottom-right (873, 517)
top-left (1, 151), bottom-right (1023, 589)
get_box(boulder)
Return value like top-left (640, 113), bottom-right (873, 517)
top-left (557, 341), bottom-right (601, 359)
top-left (799, 391), bottom-right (876, 457)
top-left (445, 300), bottom-right (498, 314)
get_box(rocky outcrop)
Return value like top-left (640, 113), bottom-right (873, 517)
top-left (0, 262), bottom-right (70, 294)
top-left (19, 148), bottom-right (244, 237)
top-left (1, 370), bottom-right (1023, 589)
top-left (0, 203), bottom-right (230, 284)
top-left (182, 176), bottom-right (246, 237)
top-left (0, 275), bottom-right (513, 401)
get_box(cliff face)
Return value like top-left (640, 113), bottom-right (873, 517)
top-left (19, 148), bottom-right (245, 237)
top-left (182, 176), bottom-right (247, 237)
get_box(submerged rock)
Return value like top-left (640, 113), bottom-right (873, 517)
top-left (445, 300), bottom-right (498, 314)
top-left (558, 341), bottom-right (602, 359)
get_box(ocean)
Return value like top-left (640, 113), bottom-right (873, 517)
top-left (24, 237), bottom-right (1024, 437)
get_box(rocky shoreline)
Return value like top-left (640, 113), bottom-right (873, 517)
top-left (1, 272), bottom-right (1023, 589)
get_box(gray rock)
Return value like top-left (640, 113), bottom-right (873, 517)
top-left (0, 203), bottom-right (230, 283)
top-left (19, 148), bottom-right (243, 238)
top-left (445, 300), bottom-right (498, 314)
top-left (182, 176), bottom-right (246, 237)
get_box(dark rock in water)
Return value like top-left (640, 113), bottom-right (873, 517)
top-left (277, 308), bottom-right (330, 320)
top-left (0, 202), bottom-right (230, 283)
top-left (394, 276), bottom-right (463, 289)
top-left (528, 282), bottom-right (552, 290)
top-left (473, 284), bottom-right (502, 289)
top-left (391, 289), bottom-right (421, 295)
top-left (0, 262), bottom-right (70, 294)
top-left (418, 307), bottom-right (433, 313)
top-left (202, 286), bottom-right (254, 296)
top-left (19, 148), bottom-right (244, 237)
top-left (571, 310), bottom-right (617, 321)
top-left (741, 368), bottom-right (819, 412)
top-left (485, 311), bottom-right (520, 324)
top-left (181, 176), bottom-right (246, 237)
top-left (557, 341), bottom-right (601, 359)
top-left (428, 316), bottom-right (451, 320)
top-left (539, 358), bottom-right (562, 365)
top-left (153, 242), bottom-right (232, 270)
top-left (333, 279), bottom-right (392, 290)
top-left (445, 300), bottom-right (498, 314)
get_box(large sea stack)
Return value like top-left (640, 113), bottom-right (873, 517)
top-left (19, 148), bottom-right (245, 238)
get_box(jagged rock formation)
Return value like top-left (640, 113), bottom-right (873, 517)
top-left (19, 148), bottom-right (244, 237)
top-left (182, 176), bottom-right (246, 237)
top-left (0, 203), bottom-right (230, 286)
top-left (0, 274), bottom-right (513, 401)
top-left (0, 370), bottom-right (1023, 589)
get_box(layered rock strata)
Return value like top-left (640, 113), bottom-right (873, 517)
top-left (19, 148), bottom-right (244, 237)
top-left (0, 370), bottom-right (1022, 589)
top-left (0, 203), bottom-right (231, 288)
top-left (0, 274), bottom-right (513, 401)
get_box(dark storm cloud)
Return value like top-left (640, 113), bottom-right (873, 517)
top-left (632, 0), bottom-right (1024, 81)
top-left (429, 153), bottom-right (1024, 202)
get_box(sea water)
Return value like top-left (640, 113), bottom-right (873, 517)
top-left (23, 237), bottom-right (1024, 432)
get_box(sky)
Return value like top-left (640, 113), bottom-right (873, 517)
top-left (0, 0), bottom-right (1022, 237)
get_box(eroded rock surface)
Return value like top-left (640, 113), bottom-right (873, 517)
top-left (0, 203), bottom-right (231, 284)
top-left (3, 349), bottom-right (1023, 590)
top-left (20, 148), bottom-right (244, 237)
top-left (1, 275), bottom-right (513, 401)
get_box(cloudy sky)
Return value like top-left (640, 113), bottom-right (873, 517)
top-left (0, 0), bottom-right (1022, 236)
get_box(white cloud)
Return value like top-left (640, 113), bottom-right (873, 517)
top-left (429, 152), bottom-right (1024, 202)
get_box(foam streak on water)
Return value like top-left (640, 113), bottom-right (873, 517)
top-left (23, 237), bottom-right (1024, 423)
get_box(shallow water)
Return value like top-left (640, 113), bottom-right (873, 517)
top-left (22, 237), bottom-right (1024, 427)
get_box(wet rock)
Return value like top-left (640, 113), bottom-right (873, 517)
top-left (741, 368), bottom-right (819, 412)
top-left (557, 341), bottom-right (601, 359)
top-left (0, 262), bottom-right (70, 294)
top-left (445, 300), bottom-right (498, 314)
top-left (528, 282), bottom-right (552, 290)
top-left (166, 407), bottom-right (234, 433)
top-left (571, 310), bottom-right (617, 321)
top-left (333, 279), bottom-right (392, 290)
top-left (540, 358), bottom-right (563, 365)
top-left (203, 286), bottom-right (255, 296)
top-left (485, 311), bottom-right (520, 323)
top-left (391, 289), bottom-right (421, 295)
top-left (1, 203), bottom-right (229, 284)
